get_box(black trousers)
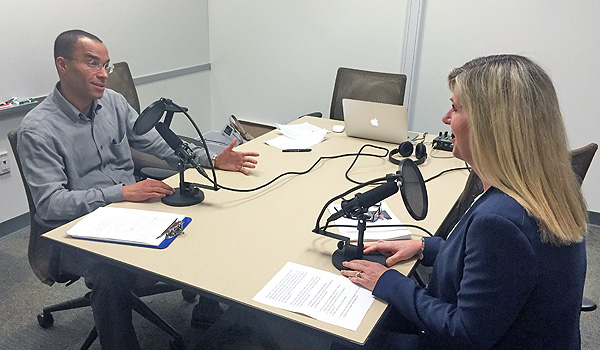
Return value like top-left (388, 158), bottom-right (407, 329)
top-left (84, 263), bottom-right (152, 350)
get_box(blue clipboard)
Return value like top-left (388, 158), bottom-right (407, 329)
top-left (70, 216), bottom-right (192, 249)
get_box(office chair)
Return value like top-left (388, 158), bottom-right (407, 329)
top-left (570, 143), bottom-right (598, 312)
top-left (307, 67), bottom-right (407, 120)
top-left (411, 143), bottom-right (598, 313)
top-left (8, 130), bottom-right (188, 349)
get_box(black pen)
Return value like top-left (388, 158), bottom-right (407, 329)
top-left (282, 148), bottom-right (311, 152)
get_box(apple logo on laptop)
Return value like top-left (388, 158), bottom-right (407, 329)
top-left (370, 118), bottom-right (379, 127)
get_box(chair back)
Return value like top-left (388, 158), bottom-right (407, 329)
top-left (106, 61), bottom-right (141, 113)
top-left (329, 67), bottom-right (407, 121)
top-left (570, 143), bottom-right (598, 185)
top-left (433, 171), bottom-right (484, 239)
top-left (7, 130), bottom-right (77, 285)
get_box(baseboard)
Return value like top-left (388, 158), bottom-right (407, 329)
top-left (0, 212), bottom-right (30, 239)
top-left (589, 211), bottom-right (600, 227)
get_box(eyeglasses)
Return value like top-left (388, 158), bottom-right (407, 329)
top-left (66, 57), bottom-right (114, 74)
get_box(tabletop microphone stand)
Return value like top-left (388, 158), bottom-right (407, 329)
top-left (163, 149), bottom-right (205, 207)
top-left (330, 211), bottom-right (387, 270)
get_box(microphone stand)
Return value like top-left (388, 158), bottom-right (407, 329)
top-left (331, 212), bottom-right (387, 270)
top-left (163, 153), bottom-right (205, 207)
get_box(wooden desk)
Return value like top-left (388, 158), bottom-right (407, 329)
top-left (43, 117), bottom-right (468, 346)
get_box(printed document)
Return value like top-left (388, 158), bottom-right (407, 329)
top-left (66, 207), bottom-right (186, 247)
top-left (265, 122), bottom-right (328, 149)
top-left (253, 262), bottom-right (374, 331)
top-left (327, 201), bottom-right (412, 241)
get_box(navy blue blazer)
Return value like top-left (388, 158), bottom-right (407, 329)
top-left (373, 187), bottom-right (586, 349)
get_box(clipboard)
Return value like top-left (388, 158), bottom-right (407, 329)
top-left (98, 216), bottom-right (193, 249)
top-left (66, 207), bottom-right (192, 249)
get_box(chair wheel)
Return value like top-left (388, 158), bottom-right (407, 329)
top-left (37, 312), bottom-right (54, 328)
top-left (182, 290), bottom-right (196, 303)
top-left (169, 339), bottom-right (186, 350)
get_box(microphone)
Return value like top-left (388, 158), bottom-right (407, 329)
top-left (155, 122), bottom-right (209, 179)
top-left (327, 181), bottom-right (399, 222)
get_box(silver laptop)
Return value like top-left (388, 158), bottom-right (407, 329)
top-left (342, 99), bottom-right (408, 144)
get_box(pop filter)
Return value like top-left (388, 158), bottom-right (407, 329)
top-left (397, 159), bottom-right (428, 220)
top-left (133, 98), bottom-right (167, 135)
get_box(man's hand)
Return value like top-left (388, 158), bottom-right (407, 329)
top-left (122, 179), bottom-right (174, 202)
top-left (214, 138), bottom-right (259, 175)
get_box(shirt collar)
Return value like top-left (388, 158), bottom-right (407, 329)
top-left (51, 82), bottom-right (103, 122)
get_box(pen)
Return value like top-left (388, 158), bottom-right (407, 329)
top-left (282, 149), bottom-right (312, 152)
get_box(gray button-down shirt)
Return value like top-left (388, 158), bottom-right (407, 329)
top-left (18, 83), bottom-right (209, 228)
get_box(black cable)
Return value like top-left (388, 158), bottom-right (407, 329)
top-left (344, 144), bottom-right (390, 184)
top-left (424, 165), bottom-right (471, 183)
top-left (212, 144), bottom-right (389, 192)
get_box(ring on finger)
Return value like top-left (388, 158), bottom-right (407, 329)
top-left (355, 271), bottom-right (362, 278)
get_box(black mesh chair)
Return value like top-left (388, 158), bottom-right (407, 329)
top-left (305, 67), bottom-right (407, 120)
top-left (8, 130), bottom-right (190, 349)
top-left (571, 143), bottom-right (598, 312)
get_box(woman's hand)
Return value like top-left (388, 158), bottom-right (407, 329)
top-left (363, 239), bottom-right (422, 267)
top-left (341, 260), bottom-right (389, 291)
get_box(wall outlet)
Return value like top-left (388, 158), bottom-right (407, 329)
top-left (0, 151), bottom-right (10, 175)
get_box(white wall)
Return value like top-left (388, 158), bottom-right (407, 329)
top-left (410, 0), bottom-right (600, 212)
top-left (208, 0), bottom-right (408, 127)
top-left (0, 113), bottom-right (29, 224)
top-left (0, 0), bottom-right (209, 100)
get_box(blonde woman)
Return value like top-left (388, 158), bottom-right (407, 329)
top-left (340, 55), bottom-right (587, 350)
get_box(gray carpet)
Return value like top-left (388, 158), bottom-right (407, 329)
top-left (581, 224), bottom-right (600, 350)
top-left (1, 226), bottom-right (599, 349)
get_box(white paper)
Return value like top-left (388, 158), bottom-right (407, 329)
top-left (253, 262), bottom-right (374, 331)
top-left (265, 122), bottom-right (328, 149)
top-left (327, 202), bottom-right (412, 241)
top-left (66, 207), bottom-right (186, 246)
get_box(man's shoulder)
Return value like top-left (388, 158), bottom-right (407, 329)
top-left (19, 96), bottom-right (62, 135)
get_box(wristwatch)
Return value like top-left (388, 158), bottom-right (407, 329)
top-left (211, 153), bottom-right (218, 166)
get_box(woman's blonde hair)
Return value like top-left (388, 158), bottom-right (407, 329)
top-left (448, 54), bottom-right (586, 245)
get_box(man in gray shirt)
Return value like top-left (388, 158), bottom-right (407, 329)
top-left (18, 29), bottom-right (259, 349)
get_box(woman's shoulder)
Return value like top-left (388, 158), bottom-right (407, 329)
top-left (468, 187), bottom-right (539, 235)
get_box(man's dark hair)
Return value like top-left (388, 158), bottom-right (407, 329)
top-left (54, 30), bottom-right (103, 60)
